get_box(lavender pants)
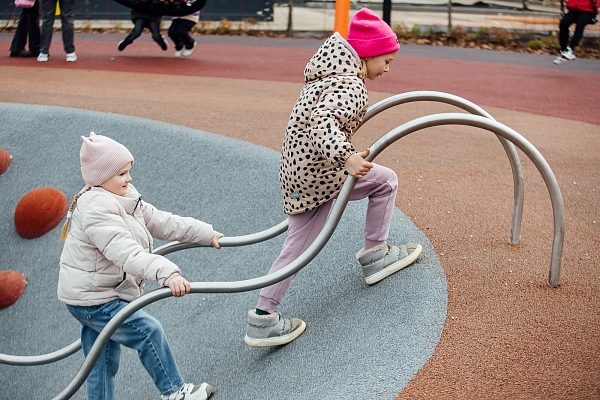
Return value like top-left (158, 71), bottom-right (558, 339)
top-left (257, 163), bottom-right (398, 313)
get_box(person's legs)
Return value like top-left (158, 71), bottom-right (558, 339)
top-left (67, 305), bottom-right (122, 400)
top-left (128, 19), bottom-right (145, 42)
top-left (179, 20), bottom-right (196, 49)
top-left (168, 19), bottom-right (184, 51)
top-left (9, 8), bottom-right (28, 55)
top-left (39, 0), bottom-right (56, 55)
top-left (82, 326), bottom-right (121, 400)
top-left (570, 11), bottom-right (596, 50)
top-left (256, 201), bottom-right (334, 313)
top-left (58, 0), bottom-right (75, 54)
top-left (349, 164), bottom-right (421, 285)
top-left (148, 20), bottom-right (168, 50)
top-left (27, 1), bottom-right (41, 54)
top-left (67, 300), bottom-right (186, 397)
top-left (118, 18), bottom-right (144, 50)
top-left (349, 163), bottom-right (398, 250)
top-left (558, 11), bottom-right (579, 50)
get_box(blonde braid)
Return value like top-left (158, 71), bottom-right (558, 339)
top-left (60, 186), bottom-right (91, 243)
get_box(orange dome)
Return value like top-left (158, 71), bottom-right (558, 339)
top-left (14, 187), bottom-right (69, 239)
top-left (0, 149), bottom-right (11, 175)
top-left (0, 270), bottom-right (27, 309)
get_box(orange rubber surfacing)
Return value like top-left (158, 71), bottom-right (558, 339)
top-left (14, 187), bottom-right (69, 239)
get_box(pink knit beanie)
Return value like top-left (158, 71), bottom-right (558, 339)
top-left (347, 8), bottom-right (400, 58)
top-left (80, 132), bottom-right (134, 187)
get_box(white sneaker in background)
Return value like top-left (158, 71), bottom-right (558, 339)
top-left (66, 52), bottom-right (77, 62)
top-left (37, 53), bottom-right (48, 62)
top-left (174, 49), bottom-right (183, 58)
top-left (553, 55), bottom-right (567, 65)
top-left (182, 41), bottom-right (196, 57)
top-left (560, 47), bottom-right (576, 60)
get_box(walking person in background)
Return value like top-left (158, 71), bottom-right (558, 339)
top-left (10, 0), bottom-right (41, 58)
top-left (243, 8), bottom-right (423, 348)
top-left (553, 0), bottom-right (599, 64)
top-left (168, 10), bottom-right (199, 57)
top-left (38, 0), bottom-right (76, 62)
top-left (118, 9), bottom-right (168, 52)
top-left (58, 132), bottom-right (222, 399)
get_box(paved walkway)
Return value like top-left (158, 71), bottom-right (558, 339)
top-left (0, 29), bottom-right (599, 399)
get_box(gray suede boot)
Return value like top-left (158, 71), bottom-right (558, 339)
top-left (244, 310), bottom-right (306, 348)
top-left (356, 242), bottom-right (422, 285)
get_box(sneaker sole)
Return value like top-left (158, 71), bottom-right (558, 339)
top-left (243, 320), bottom-right (306, 347)
top-left (204, 383), bottom-right (214, 399)
top-left (365, 243), bottom-right (423, 285)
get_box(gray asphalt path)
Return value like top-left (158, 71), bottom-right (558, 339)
top-left (0, 103), bottom-right (446, 399)
top-left (5, 32), bottom-right (594, 74)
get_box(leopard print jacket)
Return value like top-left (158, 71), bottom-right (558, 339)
top-left (280, 35), bottom-right (368, 215)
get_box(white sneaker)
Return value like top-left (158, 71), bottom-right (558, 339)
top-left (37, 53), bottom-right (48, 62)
top-left (553, 55), bottom-right (567, 65)
top-left (560, 46), bottom-right (576, 60)
top-left (182, 41), bottom-right (196, 57)
top-left (66, 52), bottom-right (77, 62)
top-left (162, 383), bottom-right (214, 400)
top-left (174, 49), bottom-right (183, 58)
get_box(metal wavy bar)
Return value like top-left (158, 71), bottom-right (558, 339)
top-left (0, 340), bottom-right (82, 366)
top-left (154, 218), bottom-right (289, 256)
top-left (358, 91), bottom-right (525, 245)
top-left (51, 112), bottom-right (563, 400)
top-left (0, 221), bottom-right (289, 368)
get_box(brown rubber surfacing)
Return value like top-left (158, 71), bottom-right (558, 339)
top-left (1, 33), bottom-right (599, 398)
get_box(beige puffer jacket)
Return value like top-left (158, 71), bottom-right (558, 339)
top-left (280, 34), bottom-right (368, 215)
top-left (58, 185), bottom-right (215, 306)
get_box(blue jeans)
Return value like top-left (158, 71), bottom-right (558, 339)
top-left (66, 299), bottom-right (184, 400)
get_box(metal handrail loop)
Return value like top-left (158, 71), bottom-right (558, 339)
top-left (364, 113), bottom-right (563, 288)
top-left (358, 91), bottom-right (524, 245)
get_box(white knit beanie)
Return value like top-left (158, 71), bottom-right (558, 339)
top-left (80, 132), bottom-right (134, 187)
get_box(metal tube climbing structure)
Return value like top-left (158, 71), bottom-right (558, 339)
top-left (0, 92), bottom-right (564, 400)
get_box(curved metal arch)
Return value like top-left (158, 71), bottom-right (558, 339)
top-left (364, 113), bottom-right (564, 289)
top-left (358, 91), bottom-right (525, 245)
top-left (46, 113), bottom-right (562, 400)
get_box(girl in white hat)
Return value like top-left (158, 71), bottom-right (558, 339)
top-left (58, 132), bottom-right (221, 400)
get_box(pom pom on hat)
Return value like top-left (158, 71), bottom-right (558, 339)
top-left (80, 132), bottom-right (134, 187)
top-left (347, 8), bottom-right (400, 58)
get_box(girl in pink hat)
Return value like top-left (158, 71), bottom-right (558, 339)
top-left (244, 8), bottom-right (422, 348)
top-left (58, 132), bottom-right (221, 400)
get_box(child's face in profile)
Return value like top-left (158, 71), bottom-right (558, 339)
top-left (366, 51), bottom-right (396, 80)
top-left (102, 162), bottom-right (133, 196)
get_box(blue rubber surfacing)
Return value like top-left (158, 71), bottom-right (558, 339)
top-left (0, 103), bottom-right (447, 399)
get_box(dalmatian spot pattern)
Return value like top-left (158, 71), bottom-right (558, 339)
top-left (280, 36), bottom-right (369, 215)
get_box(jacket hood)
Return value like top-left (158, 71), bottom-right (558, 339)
top-left (304, 35), bottom-right (362, 84)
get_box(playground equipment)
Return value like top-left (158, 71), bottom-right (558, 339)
top-left (0, 91), bottom-right (564, 399)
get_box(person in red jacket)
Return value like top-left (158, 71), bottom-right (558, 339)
top-left (554, 0), bottom-right (599, 64)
